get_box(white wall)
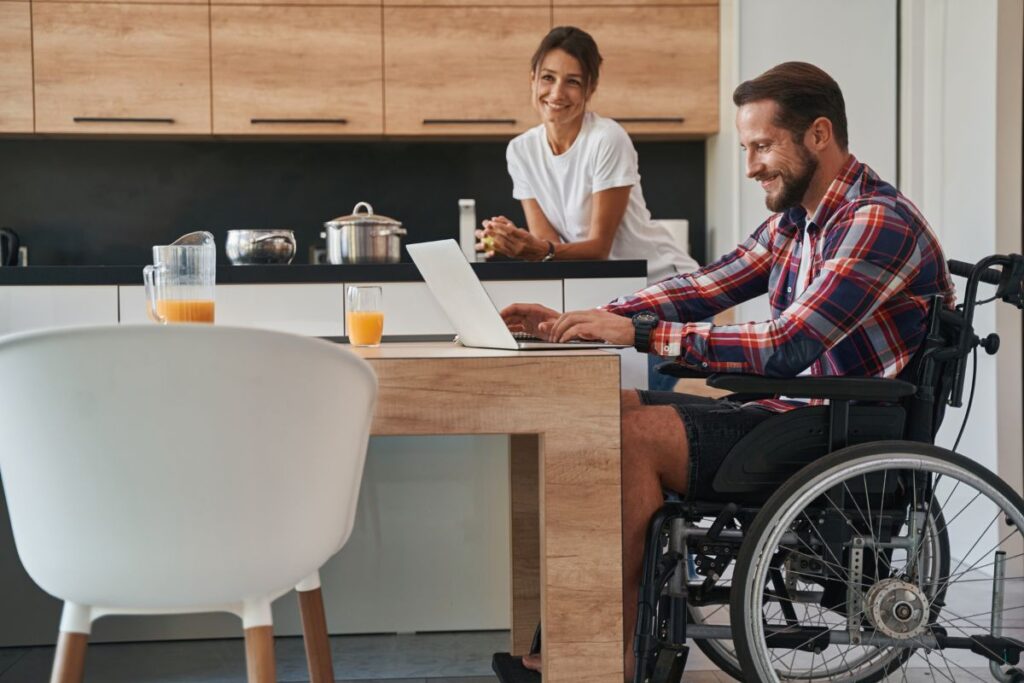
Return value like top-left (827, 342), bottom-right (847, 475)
top-left (900, 0), bottom-right (1023, 571)
top-left (901, 0), bottom-right (1022, 465)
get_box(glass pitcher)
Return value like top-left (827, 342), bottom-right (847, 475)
top-left (143, 231), bottom-right (216, 324)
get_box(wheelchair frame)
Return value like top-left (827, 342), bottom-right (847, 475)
top-left (634, 253), bottom-right (1024, 683)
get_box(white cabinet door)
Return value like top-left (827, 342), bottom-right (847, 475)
top-left (564, 276), bottom-right (648, 389)
top-left (120, 284), bottom-right (346, 336)
top-left (0, 286), bottom-right (118, 334)
top-left (352, 280), bottom-right (562, 336)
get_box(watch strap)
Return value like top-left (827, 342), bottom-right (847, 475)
top-left (633, 315), bottom-right (658, 353)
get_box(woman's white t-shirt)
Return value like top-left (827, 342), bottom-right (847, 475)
top-left (506, 111), bottom-right (699, 283)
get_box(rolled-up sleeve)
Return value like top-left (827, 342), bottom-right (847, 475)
top-left (642, 203), bottom-right (922, 375)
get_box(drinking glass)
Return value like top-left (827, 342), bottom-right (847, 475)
top-left (143, 231), bottom-right (216, 324)
top-left (346, 285), bottom-right (384, 347)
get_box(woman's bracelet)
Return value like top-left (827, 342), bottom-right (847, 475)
top-left (541, 240), bottom-right (556, 262)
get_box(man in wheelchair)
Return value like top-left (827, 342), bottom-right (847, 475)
top-left (499, 61), bottom-right (1024, 683)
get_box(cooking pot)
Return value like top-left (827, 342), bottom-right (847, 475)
top-left (225, 229), bottom-right (296, 265)
top-left (322, 202), bottom-right (406, 264)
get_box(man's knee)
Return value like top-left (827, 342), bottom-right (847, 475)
top-left (622, 406), bottom-right (688, 462)
top-left (621, 405), bottom-right (690, 493)
top-left (621, 388), bottom-right (643, 414)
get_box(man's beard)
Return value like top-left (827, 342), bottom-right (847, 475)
top-left (764, 145), bottom-right (818, 212)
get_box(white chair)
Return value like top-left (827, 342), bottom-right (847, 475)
top-left (0, 325), bottom-right (378, 683)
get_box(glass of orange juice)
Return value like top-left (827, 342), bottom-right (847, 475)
top-left (143, 231), bottom-right (216, 324)
top-left (346, 285), bottom-right (384, 347)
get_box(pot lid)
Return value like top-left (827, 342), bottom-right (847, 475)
top-left (325, 202), bottom-right (402, 228)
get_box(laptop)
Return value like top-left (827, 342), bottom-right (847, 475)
top-left (407, 240), bottom-right (628, 351)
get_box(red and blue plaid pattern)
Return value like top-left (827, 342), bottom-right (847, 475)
top-left (604, 156), bottom-right (955, 411)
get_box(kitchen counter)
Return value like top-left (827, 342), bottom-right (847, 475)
top-left (0, 259), bottom-right (646, 286)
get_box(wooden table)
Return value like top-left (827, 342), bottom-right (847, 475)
top-left (352, 343), bottom-right (623, 683)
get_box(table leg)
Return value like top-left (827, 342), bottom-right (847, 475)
top-left (509, 434), bottom-right (540, 656)
top-left (541, 427), bottom-right (623, 683)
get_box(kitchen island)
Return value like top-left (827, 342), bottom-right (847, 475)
top-left (0, 258), bottom-right (646, 653)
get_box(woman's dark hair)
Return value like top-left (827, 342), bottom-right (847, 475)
top-left (733, 61), bottom-right (849, 150)
top-left (530, 26), bottom-right (603, 93)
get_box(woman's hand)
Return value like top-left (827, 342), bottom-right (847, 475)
top-left (477, 216), bottom-right (550, 261)
top-left (544, 309), bottom-right (635, 345)
top-left (500, 303), bottom-right (560, 338)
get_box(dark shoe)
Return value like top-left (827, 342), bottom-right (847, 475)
top-left (492, 652), bottom-right (541, 683)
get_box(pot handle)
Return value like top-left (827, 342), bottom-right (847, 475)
top-left (352, 201), bottom-right (374, 215)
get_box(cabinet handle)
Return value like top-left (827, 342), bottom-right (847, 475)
top-left (73, 117), bottom-right (175, 124)
top-left (422, 118), bottom-right (517, 125)
top-left (612, 117), bottom-right (686, 124)
top-left (250, 118), bottom-right (349, 125)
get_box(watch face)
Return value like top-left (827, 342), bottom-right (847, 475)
top-left (634, 312), bottom-right (658, 325)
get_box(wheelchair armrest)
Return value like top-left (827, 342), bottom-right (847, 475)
top-left (705, 374), bottom-right (917, 402)
top-left (654, 361), bottom-right (713, 379)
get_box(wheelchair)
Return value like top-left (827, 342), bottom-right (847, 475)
top-left (635, 252), bottom-right (1024, 683)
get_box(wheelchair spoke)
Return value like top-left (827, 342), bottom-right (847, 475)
top-left (732, 446), bottom-right (1024, 683)
top-left (923, 625), bottom-right (1004, 683)
top-left (915, 648), bottom-right (956, 683)
top-left (936, 530), bottom-right (1021, 586)
top-left (933, 517), bottom-right (1012, 600)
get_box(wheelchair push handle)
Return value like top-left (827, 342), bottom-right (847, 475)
top-left (946, 254), bottom-right (1024, 310)
top-left (948, 258), bottom-right (1004, 286)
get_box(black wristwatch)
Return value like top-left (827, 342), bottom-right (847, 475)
top-left (632, 312), bottom-right (659, 353)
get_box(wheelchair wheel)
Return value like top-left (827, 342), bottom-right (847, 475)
top-left (731, 441), bottom-right (1024, 682)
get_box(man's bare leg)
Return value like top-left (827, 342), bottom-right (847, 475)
top-left (522, 390), bottom-right (690, 682)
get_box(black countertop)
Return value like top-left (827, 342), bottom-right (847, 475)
top-left (0, 260), bottom-right (647, 286)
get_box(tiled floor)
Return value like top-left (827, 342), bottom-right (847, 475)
top-left (0, 629), bottom-right (1005, 682)
top-left (0, 631), bottom-right (506, 682)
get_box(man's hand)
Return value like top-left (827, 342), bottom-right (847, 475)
top-left (500, 303), bottom-right (560, 337)
top-left (544, 309), bottom-right (635, 345)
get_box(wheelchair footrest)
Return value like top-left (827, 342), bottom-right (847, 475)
top-left (492, 652), bottom-right (541, 683)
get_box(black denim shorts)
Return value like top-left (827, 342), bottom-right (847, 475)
top-left (637, 391), bottom-right (775, 499)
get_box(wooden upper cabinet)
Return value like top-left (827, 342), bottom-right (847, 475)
top-left (384, 0), bottom-right (542, 7)
top-left (33, 3), bottom-right (212, 135)
top-left (384, 7), bottom-right (550, 136)
top-left (0, 2), bottom-right (33, 133)
top-left (553, 0), bottom-right (713, 6)
top-left (554, 5), bottom-right (718, 136)
top-left (211, 6), bottom-right (383, 135)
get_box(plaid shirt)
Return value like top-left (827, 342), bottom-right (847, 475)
top-left (604, 155), bottom-right (955, 411)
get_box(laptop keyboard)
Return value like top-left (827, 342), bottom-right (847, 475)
top-left (512, 331), bottom-right (544, 342)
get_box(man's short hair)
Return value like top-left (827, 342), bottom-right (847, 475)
top-left (733, 62), bottom-right (849, 151)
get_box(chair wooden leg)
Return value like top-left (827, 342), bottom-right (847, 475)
top-left (244, 625), bottom-right (276, 683)
top-left (49, 631), bottom-right (88, 683)
top-left (298, 587), bottom-right (335, 683)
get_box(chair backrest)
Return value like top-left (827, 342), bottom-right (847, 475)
top-left (0, 325), bottom-right (377, 611)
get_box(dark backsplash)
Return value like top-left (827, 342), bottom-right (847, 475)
top-left (0, 138), bottom-right (706, 266)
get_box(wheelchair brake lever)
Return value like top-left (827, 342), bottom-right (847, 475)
top-left (704, 503), bottom-right (738, 542)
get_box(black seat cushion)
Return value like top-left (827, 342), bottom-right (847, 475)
top-left (693, 405), bottom-right (906, 505)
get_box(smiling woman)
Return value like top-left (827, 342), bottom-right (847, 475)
top-left (475, 26), bottom-right (699, 287)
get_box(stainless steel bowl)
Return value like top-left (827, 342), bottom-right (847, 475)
top-left (225, 230), bottom-right (297, 265)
